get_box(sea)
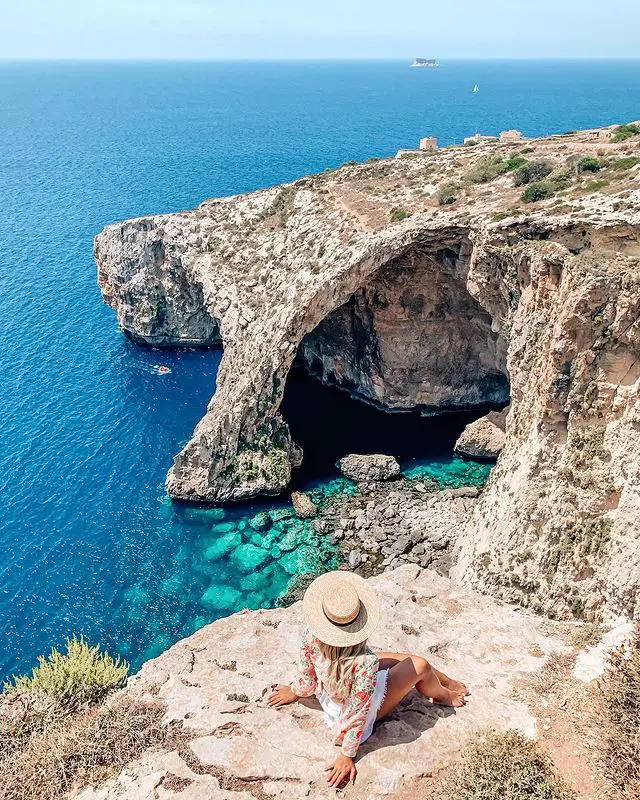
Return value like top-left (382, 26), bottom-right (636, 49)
top-left (2, 59), bottom-right (640, 682)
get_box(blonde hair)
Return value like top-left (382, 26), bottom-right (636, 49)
top-left (317, 640), bottom-right (368, 702)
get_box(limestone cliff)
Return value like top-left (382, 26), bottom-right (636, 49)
top-left (95, 124), bottom-right (640, 619)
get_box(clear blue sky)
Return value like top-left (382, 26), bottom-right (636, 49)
top-left (4, 0), bottom-right (640, 60)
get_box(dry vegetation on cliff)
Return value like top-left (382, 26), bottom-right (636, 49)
top-left (0, 638), bottom-right (168, 800)
top-left (597, 626), bottom-right (640, 798)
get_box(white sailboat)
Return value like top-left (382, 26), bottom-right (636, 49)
top-left (472, 84), bottom-right (479, 93)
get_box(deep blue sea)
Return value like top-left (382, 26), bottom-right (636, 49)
top-left (2, 59), bottom-right (640, 682)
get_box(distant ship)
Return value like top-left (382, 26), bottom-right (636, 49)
top-left (472, 84), bottom-right (479, 93)
top-left (411, 58), bottom-right (439, 68)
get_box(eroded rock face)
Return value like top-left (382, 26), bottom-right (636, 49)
top-left (452, 229), bottom-right (640, 620)
top-left (455, 408), bottom-right (508, 459)
top-left (75, 567), bottom-right (569, 800)
top-left (95, 125), bottom-right (640, 617)
top-left (298, 244), bottom-right (508, 412)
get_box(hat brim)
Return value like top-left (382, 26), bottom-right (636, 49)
top-left (302, 571), bottom-right (380, 647)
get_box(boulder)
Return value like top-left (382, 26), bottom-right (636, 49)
top-left (290, 491), bottom-right (318, 519)
top-left (249, 511), bottom-right (272, 531)
top-left (338, 454), bottom-right (401, 482)
top-left (454, 410), bottom-right (507, 459)
top-left (87, 567), bottom-right (570, 800)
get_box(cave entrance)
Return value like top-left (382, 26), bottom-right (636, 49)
top-left (281, 240), bottom-right (510, 483)
top-left (281, 367), bottom-right (496, 484)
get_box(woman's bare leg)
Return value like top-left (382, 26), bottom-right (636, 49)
top-left (375, 651), bottom-right (466, 719)
top-left (377, 652), bottom-right (468, 694)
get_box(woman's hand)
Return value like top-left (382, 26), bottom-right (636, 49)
top-left (267, 684), bottom-right (297, 708)
top-left (325, 754), bottom-right (356, 788)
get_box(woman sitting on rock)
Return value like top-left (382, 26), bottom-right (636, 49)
top-left (268, 571), bottom-right (467, 788)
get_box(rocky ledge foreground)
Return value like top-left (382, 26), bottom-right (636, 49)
top-left (76, 567), bottom-right (574, 800)
top-left (95, 123), bottom-right (640, 621)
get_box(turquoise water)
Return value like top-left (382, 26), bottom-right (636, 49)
top-left (2, 60), bottom-right (640, 681)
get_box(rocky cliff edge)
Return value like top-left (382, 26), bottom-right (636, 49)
top-left (76, 566), bottom-right (573, 800)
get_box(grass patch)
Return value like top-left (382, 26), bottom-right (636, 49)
top-left (0, 638), bottom-right (168, 800)
top-left (570, 623), bottom-right (604, 650)
top-left (613, 156), bottom-right (640, 171)
top-left (5, 636), bottom-right (128, 710)
top-left (597, 625), bottom-right (640, 798)
top-left (446, 730), bottom-right (575, 800)
top-left (584, 179), bottom-right (610, 192)
top-left (0, 694), bottom-right (168, 800)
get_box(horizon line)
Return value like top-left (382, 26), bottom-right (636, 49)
top-left (2, 56), bottom-right (640, 63)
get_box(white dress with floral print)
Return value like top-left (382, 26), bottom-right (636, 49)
top-left (290, 626), bottom-right (380, 757)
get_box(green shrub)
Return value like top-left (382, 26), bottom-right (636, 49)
top-left (547, 167), bottom-right (573, 188)
top-left (390, 206), bottom-right (410, 221)
top-left (437, 182), bottom-right (458, 205)
top-left (514, 160), bottom-right (554, 186)
top-left (464, 157), bottom-right (508, 184)
top-left (611, 124), bottom-right (640, 143)
top-left (613, 156), bottom-right (640, 171)
top-left (522, 182), bottom-right (555, 203)
top-left (503, 154), bottom-right (529, 171)
top-left (447, 730), bottom-right (575, 800)
top-left (577, 156), bottom-right (601, 173)
top-left (6, 636), bottom-right (128, 710)
top-left (465, 155), bottom-right (529, 185)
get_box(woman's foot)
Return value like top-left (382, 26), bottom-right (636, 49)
top-left (431, 688), bottom-right (466, 708)
top-left (438, 675), bottom-right (469, 696)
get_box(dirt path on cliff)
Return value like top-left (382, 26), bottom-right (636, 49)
top-left (327, 187), bottom-right (378, 232)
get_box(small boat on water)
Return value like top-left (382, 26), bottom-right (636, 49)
top-left (472, 84), bottom-right (479, 93)
top-left (153, 365), bottom-right (172, 375)
top-left (411, 58), bottom-right (439, 68)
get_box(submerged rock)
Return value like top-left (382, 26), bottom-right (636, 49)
top-left (455, 409), bottom-right (507, 459)
top-left (203, 531), bottom-right (241, 562)
top-left (229, 543), bottom-right (270, 572)
top-left (338, 453), bottom-right (401, 482)
top-left (290, 491), bottom-right (318, 519)
top-left (200, 584), bottom-right (241, 610)
top-left (249, 511), bottom-right (272, 531)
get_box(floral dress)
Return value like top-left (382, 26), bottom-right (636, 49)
top-left (290, 626), bottom-right (379, 757)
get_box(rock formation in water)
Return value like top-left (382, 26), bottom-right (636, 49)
top-left (74, 566), bottom-right (572, 800)
top-left (95, 123), bottom-right (640, 619)
top-left (455, 408), bottom-right (507, 458)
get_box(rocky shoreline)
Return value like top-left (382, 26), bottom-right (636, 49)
top-left (272, 452), bottom-right (486, 606)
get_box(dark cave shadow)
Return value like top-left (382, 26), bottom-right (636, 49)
top-left (281, 365), bottom-right (504, 485)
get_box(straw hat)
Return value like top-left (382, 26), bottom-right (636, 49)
top-left (302, 571), bottom-right (380, 647)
